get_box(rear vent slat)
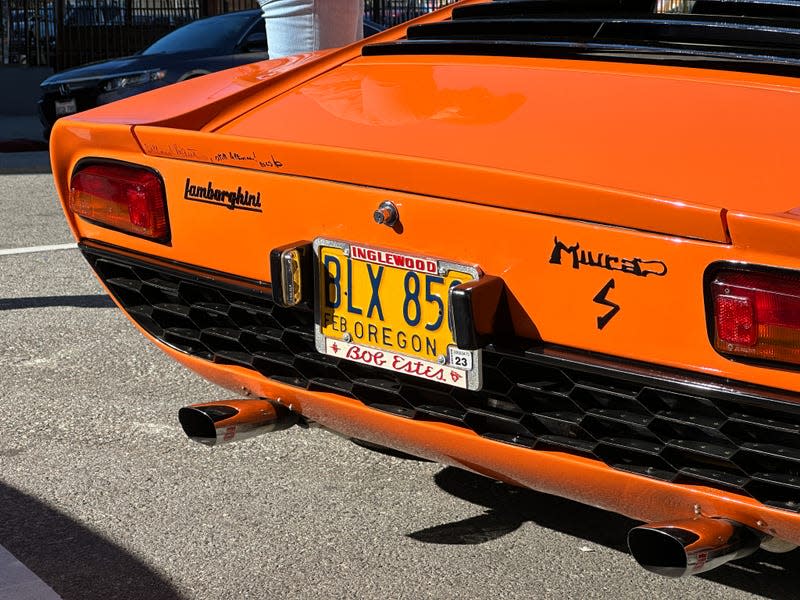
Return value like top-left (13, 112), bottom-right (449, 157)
top-left (452, 0), bottom-right (657, 19)
top-left (364, 0), bottom-right (800, 74)
top-left (409, 17), bottom-right (800, 49)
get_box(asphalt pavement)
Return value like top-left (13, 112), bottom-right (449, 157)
top-left (1, 166), bottom-right (799, 599)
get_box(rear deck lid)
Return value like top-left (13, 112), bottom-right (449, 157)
top-left (140, 0), bottom-right (800, 243)
top-left (210, 52), bottom-right (800, 242)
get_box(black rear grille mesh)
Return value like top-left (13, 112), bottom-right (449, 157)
top-left (84, 245), bottom-right (800, 513)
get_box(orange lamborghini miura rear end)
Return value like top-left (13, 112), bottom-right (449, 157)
top-left (51, 0), bottom-right (800, 577)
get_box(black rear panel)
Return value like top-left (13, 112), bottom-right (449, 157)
top-left (364, 0), bottom-right (800, 74)
top-left (84, 243), bottom-right (800, 513)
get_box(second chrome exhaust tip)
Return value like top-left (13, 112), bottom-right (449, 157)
top-left (627, 517), bottom-right (763, 577)
top-left (178, 399), bottom-right (299, 447)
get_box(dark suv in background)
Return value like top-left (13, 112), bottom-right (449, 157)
top-left (38, 10), bottom-right (384, 140)
top-left (38, 10), bottom-right (268, 140)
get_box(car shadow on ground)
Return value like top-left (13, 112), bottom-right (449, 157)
top-left (0, 482), bottom-right (181, 600)
top-left (0, 150), bottom-right (52, 175)
top-left (0, 294), bottom-right (115, 311)
top-left (0, 140), bottom-right (48, 152)
top-left (412, 466), bottom-right (800, 600)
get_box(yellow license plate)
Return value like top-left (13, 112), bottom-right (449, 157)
top-left (314, 240), bottom-right (480, 389)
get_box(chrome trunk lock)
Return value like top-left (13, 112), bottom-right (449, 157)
top-left (373, 201), bottom-right (399, 227)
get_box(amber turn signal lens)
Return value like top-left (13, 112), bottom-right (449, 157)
top-left (69, 164), bottom-right (169, 241)
top-left (711, 269), bottom-right (800, 366)
top-left (281, 248), bottom-right (303, 306)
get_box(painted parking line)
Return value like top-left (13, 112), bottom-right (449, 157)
top-left (0, 544), bottom-right (61, 600)
top-left (0, 243), bottom-right (77, 257)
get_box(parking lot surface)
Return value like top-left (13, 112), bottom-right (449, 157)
top-left (1, 171), bottom-right (798, 599)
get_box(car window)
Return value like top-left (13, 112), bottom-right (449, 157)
top-left (238, 20), bottom-right (268, 53)
top-left (65, 5), bottom-right (125, 25)
top-left (142, 12), bottom-right (257, 55)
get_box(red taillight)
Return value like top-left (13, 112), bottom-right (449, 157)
top-left (69, 164), bottom-right (169, 241)
top-left (710, 269), bottom-right (800, 365)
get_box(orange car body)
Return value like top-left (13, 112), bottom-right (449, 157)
top-left (50, 0), bottom-right (800, 562)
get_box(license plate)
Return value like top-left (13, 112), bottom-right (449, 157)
top-left (314, 239), bottom-right (482, 390)
top-left (55, 98), bottom-right (77, 116)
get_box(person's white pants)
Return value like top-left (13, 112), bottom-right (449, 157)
top-left (258, 0), bottom-right (364, 59)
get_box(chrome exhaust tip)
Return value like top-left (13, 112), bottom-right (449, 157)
top-left (178, 399), bottom-right (298, 446)
top-left (627, 517), bottom-right (762, 577)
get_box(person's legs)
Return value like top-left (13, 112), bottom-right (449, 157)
top-left (316, 0), bottom-right (364, 52)
top-left (258, 0), bottom-right (363, 59)
top-left (258, 0), bottom-right (314, 59)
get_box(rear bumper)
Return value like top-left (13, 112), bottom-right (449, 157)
top-left (167, 343), bottom-right (800, 547)
top-left (81, 239), bottom-right (800, 545)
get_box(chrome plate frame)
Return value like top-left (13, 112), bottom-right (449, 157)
top-left (313, 238), bottom-right (483, 391)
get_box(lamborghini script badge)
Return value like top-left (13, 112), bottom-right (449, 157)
top-left (184, 178), bottom-right (262, 212)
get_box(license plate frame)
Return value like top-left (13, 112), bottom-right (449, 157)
top-left (55, 98), bottom-right (77, 117)
top-left (313, 238), bottom-right (482, 390)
